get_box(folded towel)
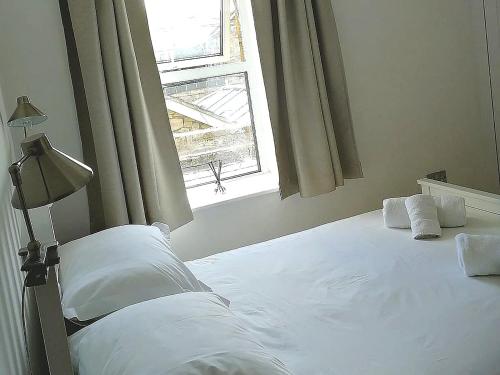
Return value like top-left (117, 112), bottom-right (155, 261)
top-left (383, 194), bottom-right (466, 229)
top-left (383, 197), bottom-right (410, 228)
top-left (405, 194), bottom-right (441, 239)
top-left (456, 233), bottom-right (500, 276)
top-left (433, 195), bottom-right (466, 228)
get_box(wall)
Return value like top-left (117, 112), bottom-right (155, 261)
top-left (0, 0), bottom-right (498, 261)
top-left (0, 69), bottom-right (50, 375)
top-left (0, 0), bottom-right (90, 244)
top-left (0, 77), bottom-right (27, 375)
top-left (485, 0), bottom-right (500, 176)
top-left (171, 0), bottom-right (500, 260)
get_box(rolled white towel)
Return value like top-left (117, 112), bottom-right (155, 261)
top-left (456, 233), bottom-right (500, 276)
top-left (405, 194), bottom-right (441, 239)
top-left (383, 197), bottom-right (410, 228)
top-left (433, 195), bottom-right (466, 228)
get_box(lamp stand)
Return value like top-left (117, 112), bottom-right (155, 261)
top-left (9, 155), bottom-right (60, 287)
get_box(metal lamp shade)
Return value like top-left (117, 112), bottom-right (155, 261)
top-left (12, 133), bottom-right (93, 209)
top-left (7, 96), bottom-right (48, 128)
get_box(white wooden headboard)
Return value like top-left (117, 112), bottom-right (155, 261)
top-left (35, 266), bottom-right (73, 375)
top-left (418, 178), bottom-right (500, 215)
top-left (30, 207), bottom-right (73, 375)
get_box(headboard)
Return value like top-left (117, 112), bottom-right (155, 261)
top-left (30, 205), bottom-right (73, 374)
top-left (35, 261), bottom-right (73, 374)
top-left (417, 178), bottom-right (500, 215)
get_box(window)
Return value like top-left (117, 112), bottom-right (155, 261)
top-left (146, 0), bottom-right (277, 206)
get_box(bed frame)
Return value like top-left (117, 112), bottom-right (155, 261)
top-left (34, 266), bottom-right (73, 375)
top-left (33, 178), bottom-right (500, 375)
top-left (417, 178), bottom-right (500, 215)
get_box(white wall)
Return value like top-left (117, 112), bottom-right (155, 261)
top-left (485, 0), bottom-right (500, 175)
top-left (0, 0), bottom-right (498, 261)
top-left (0, 0), bottom-right (90, 244)
top-left (0, 76), bottom-right (27, 375)
top-left (0, 66), bottom-right (50, 375)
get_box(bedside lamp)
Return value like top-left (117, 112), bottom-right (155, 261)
top-left (7, 96), bottom-right (47, 137)
top-left (9, 133), bottom-right (93, 286)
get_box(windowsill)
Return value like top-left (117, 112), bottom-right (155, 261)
top-left (187, 171), bottom-right (279, 211)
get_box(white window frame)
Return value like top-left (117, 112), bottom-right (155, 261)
top-left (157, 0), bottom-right (277, 207)
top-left (156, 0), bottom-right (231, 72)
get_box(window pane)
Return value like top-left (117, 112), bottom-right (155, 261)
top-left (164, 73), bottom-right (260, 188)
top-left (146, 0), bottom-right (222, 63)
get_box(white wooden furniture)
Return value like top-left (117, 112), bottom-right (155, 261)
top-left (35, 266), bottom-right (73, 375)
top-left (418, 178), bottom-right (500, 215)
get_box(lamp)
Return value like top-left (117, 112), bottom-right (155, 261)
top-left (9, 133), bottom-right (93, 286)
top-left (7, 96), bottom-right (47, 136)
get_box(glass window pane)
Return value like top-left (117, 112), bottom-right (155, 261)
top-left (146, 0), bottom-right (222, 63)
top-left (164, 73), bottom-right (260, 188)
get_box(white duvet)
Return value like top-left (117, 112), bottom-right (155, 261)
top-left (69, 292), bottom-right (292, 375)
top-left (187, 209), bottom-right (500, 375)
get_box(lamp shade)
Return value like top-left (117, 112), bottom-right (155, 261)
top-left (7, 96), bottom-right (47, 128)
top-left (12, 133), bottom-right (93, 209)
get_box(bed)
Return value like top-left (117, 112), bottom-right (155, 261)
top-left (36, 179), bottom-right (500, 374)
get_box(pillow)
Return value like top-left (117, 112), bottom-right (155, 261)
top-left (59, 224), bottom-right (210, 321)
top-left (69, 292), bottom-right (292, 375)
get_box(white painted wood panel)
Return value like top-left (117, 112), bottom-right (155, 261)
top-left (418, 178), bottom-right (500, 215)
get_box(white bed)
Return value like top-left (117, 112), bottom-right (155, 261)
top-left (185, 184), bottom-right (500, 375)
top-left (38, 179), bottom-right (500, 374)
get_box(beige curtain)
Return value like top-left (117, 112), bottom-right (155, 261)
top-left (59, 0), bottom-right (192, 232)
top-left (251, 0), bottom-right (363, 198)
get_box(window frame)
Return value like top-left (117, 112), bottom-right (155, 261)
top-left (151, 0), bottom-right (277, 196)
top-left (165, 71), bottom-right (262, 189)
top-left (155, 0), bottom-right (231, 72)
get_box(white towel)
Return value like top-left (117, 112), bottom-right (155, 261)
top-left (383, 197), bottom-right (410, 228)
top-left (405, 194), bottom-right (441, 239)
top-left (455, 233), bottom-right (500, 276)
top-left (433, 195), bottom-right (466, 228)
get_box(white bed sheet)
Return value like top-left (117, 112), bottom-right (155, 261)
top-left (187, 209), bottom-right (500, 375)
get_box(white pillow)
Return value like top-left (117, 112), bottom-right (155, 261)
top-left (59, 224), bottom-right (209, 321)
top-left (70, 292), bottom-right (292, 375)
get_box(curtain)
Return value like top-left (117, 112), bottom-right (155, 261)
top-left (251, 0), bottom-right (363, 198)
top-left (59, 0), bottom-right (192, 232)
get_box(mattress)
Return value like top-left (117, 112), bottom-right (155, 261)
top-left (187, 208), bottom-right (500, 375)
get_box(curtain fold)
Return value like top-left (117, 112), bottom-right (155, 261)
top-left (59, 0), bottom-right (192, 232)
top-left (251, 0), bottom-right (363, 199)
